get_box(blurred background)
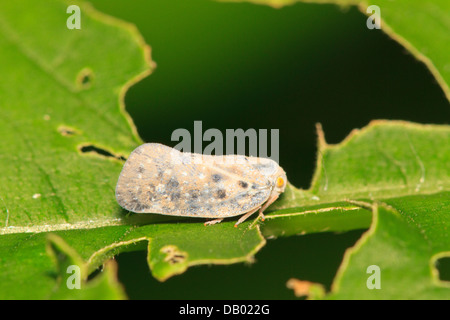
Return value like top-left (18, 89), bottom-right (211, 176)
top-left (91, 0), bottom-right (449, 299)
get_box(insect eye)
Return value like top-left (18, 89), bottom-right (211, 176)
top-left (276, 177), bottom-right (285, 188)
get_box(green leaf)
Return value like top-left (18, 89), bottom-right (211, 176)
top-left (0, 0), bottom-right (150, 299)
top-left (262, 121), bottom-right (450, 298)
top-left (1, 0), bottom-right (449, 300)
top-left (219, 0), bottom-right (450, 102)
top-left (328, 199), bottom-right (450, 299)
top-left (0, 0), bottom-right (150, 231)
top-left (0, 0), bottom-right (265, 298)
top-left (46, 234), bottom-right (127, 300)
top-left (264, 121), bottom-right (450, 226)
top-left (218, 0), bottom-right (450, 297)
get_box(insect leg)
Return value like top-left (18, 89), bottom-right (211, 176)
top-left (258, 193), bottom-right (280, 221)
top-left (234, 206), bottom-right (261, 228)
top-left (204, 218), bottom-right (223, 226)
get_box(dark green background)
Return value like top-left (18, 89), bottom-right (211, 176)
top-left (91, 0), bottom-right (449, 299)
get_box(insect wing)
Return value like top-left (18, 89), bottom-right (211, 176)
top-left (245, 156), bottom-right (280, 181)
top-left (115, 143), bottom-right (273, 218)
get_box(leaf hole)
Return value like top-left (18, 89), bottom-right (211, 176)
top-left (79, 144), bottom-right (126, 161)
top-left (435, 256), bottom-right (450, 282)
top-left (76, 68), bottom-right (94, 90)
top-left (161, 245), bottom-right (187, 265)
top-left (87, 265), bottom-right (103, 281)
top-left (58, 125), bottom-right (79, 136)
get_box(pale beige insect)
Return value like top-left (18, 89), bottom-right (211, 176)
top-left (115, 143), bottom-right (287, 227)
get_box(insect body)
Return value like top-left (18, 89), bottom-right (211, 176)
top-left (115, 143), bottom-right (287, 227)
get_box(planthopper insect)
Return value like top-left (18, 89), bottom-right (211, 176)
top-left (115, 143), bottom-right (287, 227)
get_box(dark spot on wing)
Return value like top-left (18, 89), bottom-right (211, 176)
top-left (190, 189), bottom-right (200, 199)
top-left (212, 174), bottom-right (222, 183)
top-left (214, 189), bottom-right (226, 199)
top-left (167, 178), bottom-right (179, 189)
top-left (203, 203), bottom-right (213, 212)
top-left (238, 181), bottom-right (248, 188)
top-left (229, 197), bottom-right (240, 210)
top-left (137, 166), bottom-right (145, 173)
top-left (131, 199), bottom-right (148, 212)
top-left (170, 192), bottom-right (181, 201)
top-left (187, 202), bottom-right (201, 214)
top-left (251, 191), bottom-right (267, 204)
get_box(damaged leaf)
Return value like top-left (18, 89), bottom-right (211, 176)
top-left (0, 0), bottom-right (264, 298)
top-left (0, 0), bottom-right (449, 300)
